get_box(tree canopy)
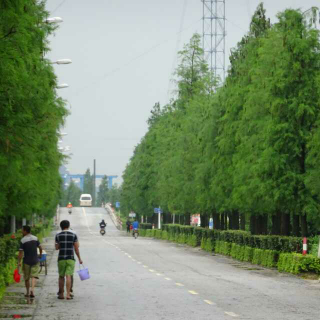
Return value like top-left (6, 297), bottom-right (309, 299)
top-left (121, 5), bottom-right (320, 236)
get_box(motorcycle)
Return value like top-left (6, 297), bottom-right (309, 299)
top-left (68, 208), bottom-right (72, 215)
top-left (132, 229), bottom-right (139, 239)
top-left (100, 227), bottom-right (106, 236)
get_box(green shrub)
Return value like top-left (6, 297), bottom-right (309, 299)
top-left (161, 231), bottom-right (168, 240)
top-left (139, 229), bottom-right (146, 237)
top-left (243, 246), bottom-right (254, 262)
top-left (139, 223), bottom-right (153, 230)
top-left (155, 230), bottom-right (162, 239)
top-left (252, 248), bottom-right (263, 265)
top-left (215, 241), bottom-right (231, 255)
top-left (278, 253), bottom-right (320, 274)
top-left (187, 235), bottom-right (197, 247)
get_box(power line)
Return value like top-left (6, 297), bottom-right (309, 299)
top-left (52, 0), bottom-right (68, 14)
top-left (166, 0), bottom-right (189, 102)
top-left (75, 18), bottom-right (202, 95)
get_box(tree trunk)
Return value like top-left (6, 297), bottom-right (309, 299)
top-left (213, 212), bottom-right (220, 229)
top-left (292, 214), bottom-right (300, 237)
top-left (271, 212), bottom-right (281, 235)
top-left (200, 213), bottom-right (207, 228)
top-left (185, 213), bottom-right (190, 225)
top-left (281, 213), bottom-right (290, 236)
top-left (300, 214), bottom-right (308, 237)
top-left (228, 212), bottom-right (233, 230)
top-left (224, 213), bottom-right (228, 230)
top-left (233, 211), bottom-right (240, 230)
top-left (250, 215), bottom-right (256, 235)
top-left (259, 215), bottom-right (268, 235)
top-left (240, 213), bottom-right (246, 230)
top-left (220, 213), bottom-right (225, 230)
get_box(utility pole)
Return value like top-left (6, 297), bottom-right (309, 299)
top-left (202, 0), bottom-right (226, 84)
top-left (93, 159), bottom-right (96, 207)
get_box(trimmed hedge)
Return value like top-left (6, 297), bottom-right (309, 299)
top-left (140, 223), bottom-right (153, 230)
top-left (139, 223), bottom-right (320, 275)
top-left (278, 253), bottom-right (320, 274)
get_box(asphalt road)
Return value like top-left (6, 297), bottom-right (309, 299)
top-left (32, 207), bottom-right (320, 320)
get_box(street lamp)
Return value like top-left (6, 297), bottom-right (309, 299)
top-left (51, 59), bottom-right (72, 65)
top-left (46, 17), bottom-right (63, 24)
top-left (57, 83), bottom-right (69, 89)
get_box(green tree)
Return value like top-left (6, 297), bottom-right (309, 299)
top-left (97, 175), bottom-right (109, 206)
top-left (83, 169), bottom-right (93, 196)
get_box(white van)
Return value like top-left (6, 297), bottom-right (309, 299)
top-left (80, 194), bottom-right (92, 207)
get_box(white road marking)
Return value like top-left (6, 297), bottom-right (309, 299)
top-left (165, 277), bottom-right (171, 281)
top-left (188, 290), bottom-right (198, 295)
top-left (204, 300), bottom-right (214, 305)
top-left (156, 273), bottom-right (162, 276)
top-left (149, 269), bottom-right (155, 273)
top-left (143, 265), bottom-right (148, 268)
top-left (175, 283), bottom-right (184, 287)
top-left (137, 262), bottom-right (142, 264)
top-left (225, 312), bottom-right (239, 317)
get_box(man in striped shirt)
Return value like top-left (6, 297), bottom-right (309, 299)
top-left (55, 220), bottom-right (83, 300)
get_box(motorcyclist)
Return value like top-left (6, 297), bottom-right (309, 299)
top-left (67, 202), bottom-right (73, 208)
top-left (132, 220), bottom-right (139, 234)
top-left (99, 219), bottom-right (107, 229)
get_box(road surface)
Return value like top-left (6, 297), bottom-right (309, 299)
top-left (31, 207), bottom-right (320, 320)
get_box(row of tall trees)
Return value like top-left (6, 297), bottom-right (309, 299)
top-left (0, 0), bottom-right (67, 234)
top-left (121, 5), bottom-right (320, 236)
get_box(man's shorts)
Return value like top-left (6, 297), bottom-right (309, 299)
top-left (58, 260), bottom-right (75, 277)
top-left (23, 263), bottom-right (40, 281)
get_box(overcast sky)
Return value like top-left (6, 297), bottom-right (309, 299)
top-left (46, 0), bottom-right (319, 184)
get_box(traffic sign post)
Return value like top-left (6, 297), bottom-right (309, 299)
top-left (154, 207), bottom-right (162, 229)
top-left (209, 218), bottom-right (213, 230)
top-left (129, 212), bottom-right (136, 218)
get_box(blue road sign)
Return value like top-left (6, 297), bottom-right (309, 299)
top-left (116, 202), bottom-right (120, 208)
top-left (154, 208), bottom-right (163, 214)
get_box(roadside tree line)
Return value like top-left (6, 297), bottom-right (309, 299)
top-left (121, 5), bottom-right (320, 237)
top-left (0, 0), bottom-right (67, 234)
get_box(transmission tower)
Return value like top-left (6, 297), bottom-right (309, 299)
top-left (202, 0), bottom-right (226, 83)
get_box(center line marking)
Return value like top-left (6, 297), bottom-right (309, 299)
top-left (137, 262), bottom-right (142, 264)
top-left (188, 290), bottom-right (198, 295)
top-left (175, 283), bottom-right (184, 287)
top-left (143, 265), bottom-right (148, 268)
top-left (225, 312), bottom-right (239, 317)
top-left (204, 300), bottom-right (214, 305)
top-left (149, 269), bottom-right (155, 272)
top-left (165, 277), bottom-right (171, 281)
top-left (156, 273), bottom-right (162, 276)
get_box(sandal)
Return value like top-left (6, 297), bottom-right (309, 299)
top-left (30, 292), bottom-right (35, 298)
top-left (66, 297), bottom-right (73, 300)
top-left (58, 296), bottom-right (64, 300)
top-left (24, 294), bottom-right (29, 297)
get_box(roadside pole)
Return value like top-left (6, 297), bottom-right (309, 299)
top-left (158, 206), bottom-right (161, 230)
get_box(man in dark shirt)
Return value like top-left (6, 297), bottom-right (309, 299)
top-left (55, 220), bottom-right (82, 300)
top-left (18, 225), bottom-right (42, 298)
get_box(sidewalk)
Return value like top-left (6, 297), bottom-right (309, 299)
top-left (0, 231), bottom-right (56, 320)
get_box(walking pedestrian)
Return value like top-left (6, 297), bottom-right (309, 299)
top-left (55, 220), bottom-right (83, 300)
top-left (126, 219), bottom-right (131, 233)
top-left (18, 226), bottom-right (42, 298)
